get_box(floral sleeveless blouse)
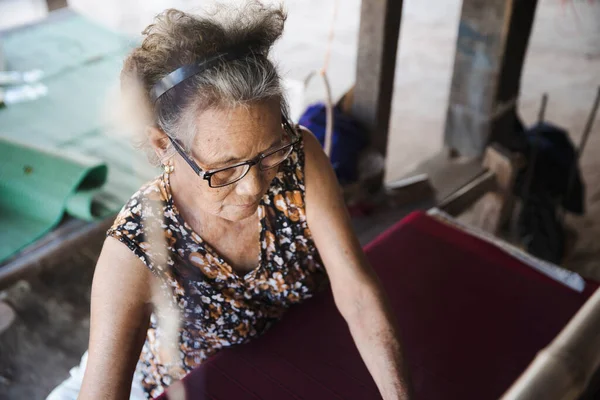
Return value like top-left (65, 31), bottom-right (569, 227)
top-left (106, 137), bottom-right (328, 398)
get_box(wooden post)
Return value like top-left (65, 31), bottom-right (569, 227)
top-left (444, 0), bottom-right (538, 157)
top-left (352, 0), bottom-right (403, 161)
top-left (46, 0), bottom-right (68, 11)
top-left (467, 145), bottom-right (524, 233)
top-left (502, 286), bottom-right (600, 400)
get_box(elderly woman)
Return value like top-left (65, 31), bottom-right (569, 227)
top-left (49, 3), bottom-right (411, 400)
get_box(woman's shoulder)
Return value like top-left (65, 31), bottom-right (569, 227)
top-left (106, 174), bottom-right (169, 242)
top-left (272, 126), bottom-right (310, 189)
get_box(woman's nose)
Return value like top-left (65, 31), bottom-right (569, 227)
top-left (236, 166), bottom-right (263, 197)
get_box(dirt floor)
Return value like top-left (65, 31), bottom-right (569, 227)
top-left (0, 0), bottom-right (599, 399)
top-left (0, 250), bottom-right (97, 400)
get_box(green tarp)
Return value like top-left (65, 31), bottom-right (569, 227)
top-left (0, 138), bottom-right (112, 261)
top-left (0, 10), bottom-right (156, 263)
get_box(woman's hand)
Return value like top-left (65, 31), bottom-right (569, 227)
top-left (303, 128), bottom-right (412, 399)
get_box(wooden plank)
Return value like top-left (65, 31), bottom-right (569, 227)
top-left (399, 150), bottom-right (486, 202)
top-left (444, 0), bottom-right (538, 157)
top-left (438, 170), bottom-right (497, 216)
top-left (0, 216), bottom-right (112, 289)
top-left (352, 0), bottom-right (403, 160)
top-left (501, 288), bottom-right (600, 399)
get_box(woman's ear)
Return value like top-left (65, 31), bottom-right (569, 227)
top-left (148, 126), bottom-right (170, 160)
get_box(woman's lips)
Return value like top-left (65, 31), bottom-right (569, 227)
top-left (235, 201), bottom-right (259, 209)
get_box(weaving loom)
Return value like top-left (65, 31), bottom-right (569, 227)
top-left (155, 210), bottom-right (596, 400)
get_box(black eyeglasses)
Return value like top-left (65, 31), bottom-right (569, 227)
top-left (168, 116), bottom-right (300, 188)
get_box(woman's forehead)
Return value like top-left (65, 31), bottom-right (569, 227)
top-left (197, 102), bottom-right (280, 135)
top-left (190, 102), bottom-right (282, 165)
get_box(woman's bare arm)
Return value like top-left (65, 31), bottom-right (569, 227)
top-left (78, 237), bottom-right (154, 400)
top-left (303, 129), bottom-right (412, 400)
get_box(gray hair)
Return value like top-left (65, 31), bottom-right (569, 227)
top-left (120, 2), bottom-right (289, 165)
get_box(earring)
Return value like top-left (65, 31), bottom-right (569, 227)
top-left (163, 162), bottom-right (174, 174)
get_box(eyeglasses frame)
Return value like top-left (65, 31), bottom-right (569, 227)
top-left (166, 115), bottom-right (300, 188)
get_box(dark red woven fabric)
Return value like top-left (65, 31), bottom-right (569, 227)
top-left (156, 211), bottom-right (597, 400)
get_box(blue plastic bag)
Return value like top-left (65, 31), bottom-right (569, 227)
top-left (298, 102), bottom-right (367, 184)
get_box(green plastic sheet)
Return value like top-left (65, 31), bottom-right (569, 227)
top-left (0, 138), bottom-right (111, 261)
top-left (0, 10), bottom-right (156, 263)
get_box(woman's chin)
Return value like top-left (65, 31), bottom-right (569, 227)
top-left (225, 203), bottom-right (259, 221)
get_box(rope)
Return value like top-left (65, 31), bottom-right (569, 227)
top-left (304, 71), bottom-right (334, 157)
top-left (320, 0), bottom-right (339, 75)
top-left (303, 0), bottom-right (339, 159)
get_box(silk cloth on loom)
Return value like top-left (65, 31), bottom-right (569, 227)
top-left (155, 211), bottom-right (596, 399)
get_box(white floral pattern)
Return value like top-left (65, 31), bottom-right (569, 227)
top-left (106, 137), bottom-right (327, 398)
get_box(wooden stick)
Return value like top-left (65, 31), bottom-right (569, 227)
top-left (565, 86), bottom-right (600, 203)
top-left (538, 93), bottom-right (548, 123)
top-left (502, 285), bottom-right (600, 399)
top-left (576, 86), bottom-right (600, 158)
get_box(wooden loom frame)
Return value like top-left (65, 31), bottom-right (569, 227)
top-left (2, 2), bottom-right (600, 398)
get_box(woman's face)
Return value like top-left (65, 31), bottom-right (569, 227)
top-left (169, 99), bottom-right (284, 222)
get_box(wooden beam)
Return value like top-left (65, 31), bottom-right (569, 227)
top-left (444, 0), bottom-right (538, 157)
top-left (46, 0), bottom-right (68, 12)
top-left (502, 287), bottom-right (600, 399)
top-left (438, 170), bottom-right (497, 216)
top-left (0, 217), bottom-right (111, 289)
top-left (399, 149), bottom-right (486, 202)
top-left (352, 0), bottom-right (403, 160)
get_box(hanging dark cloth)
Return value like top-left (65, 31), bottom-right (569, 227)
top-left (516, 122), bottom-right (585, 214)
top-left (514, 122), bottom-right (585, 263)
